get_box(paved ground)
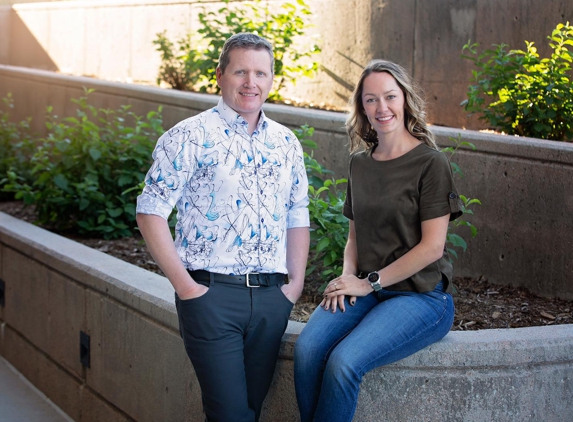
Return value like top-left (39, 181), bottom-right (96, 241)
top-left (0, 356), bottom-right (73, 422)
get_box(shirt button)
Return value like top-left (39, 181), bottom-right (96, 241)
top-left (449, 192), bottom-right (457, 199)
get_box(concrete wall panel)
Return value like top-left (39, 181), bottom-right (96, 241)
top-left (370, 0), bottom-right (417, 72)
top-left (447, 149), bottom-right (572, 296)
top-left (280, 0), bottom-right (370, 108)
top-left (48, 7), bottom-right (86, 76)
top-left (130, 4), bottom-right (192, 83)
top-left (3, 247), bottom-right (53, 353)
top-left (86, 7), bottom-right (133, 81)
top-left (10, 8), bottom-right (56, 70)
top-left (2, 247), bottom-right (86, 378)
top-left (0, 6), bottom-right (11, 64)
top-left (415, 0), bottom-right (479, 128)
top-left (85, 289), bottom-right (198, 422)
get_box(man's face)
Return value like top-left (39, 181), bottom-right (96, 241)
top-left (216, 48), bottom-right (274, 125)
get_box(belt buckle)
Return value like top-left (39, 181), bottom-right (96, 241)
top-left (246, 272), bottom-right (260, 288)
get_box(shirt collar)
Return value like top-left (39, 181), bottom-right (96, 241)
top-left (216, 98), bottom-right (268, 134)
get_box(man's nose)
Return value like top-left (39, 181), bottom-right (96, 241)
top-left (244, 74), bottom-right (255, 87)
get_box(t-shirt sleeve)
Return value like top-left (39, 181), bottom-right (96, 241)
top-left (419, 151), bottom-right (463, 222)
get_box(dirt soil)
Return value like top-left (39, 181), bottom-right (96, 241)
top-left (2, 200), bottom-right (572, 331)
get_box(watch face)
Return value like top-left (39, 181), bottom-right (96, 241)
top-left (368, 272), bottom-right (379, 283)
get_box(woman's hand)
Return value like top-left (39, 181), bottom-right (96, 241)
top-left (320, 274), bottom-right (373, 313)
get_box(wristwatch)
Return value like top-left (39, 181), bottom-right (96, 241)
top-left (367, 271), bottom-right (382, 292)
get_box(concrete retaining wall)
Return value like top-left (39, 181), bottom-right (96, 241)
top-left (1, 64), bottom-right (572, 300)
top-left (1, 0), bottom-right (572, 129)
top-left (0, 212), bottom-right (572, 421)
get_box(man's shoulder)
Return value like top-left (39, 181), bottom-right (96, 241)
top-left (264, 117), bottom-right (297, 139)
top-left (172, 106), bottom-right (220, 130)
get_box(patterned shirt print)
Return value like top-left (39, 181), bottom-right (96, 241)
top-left (136, 98), bottom-right (310, 275)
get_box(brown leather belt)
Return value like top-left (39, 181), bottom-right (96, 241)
top-left (188, 270), bottom-right (287, 288)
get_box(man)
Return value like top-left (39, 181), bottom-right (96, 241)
top-left (136, 33), bottom-right (310, 422)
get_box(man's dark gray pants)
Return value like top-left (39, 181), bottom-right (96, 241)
top-left (175, 279), bottom-right (294, 422)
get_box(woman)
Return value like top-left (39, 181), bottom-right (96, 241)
top-left (294, 60), bottom-right (463, 422)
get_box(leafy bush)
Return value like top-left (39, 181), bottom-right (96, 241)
top-left (462, 22), bottom-right (573, 141)
top-left (4, 89), bottom-right (163, 239)
top-left (0, 94), bottom-right (35, 200)
top-left (295, 125), bottom-right (348, 282)
top-left (442, 136), bottom-right (481, 260)
top-left (154, 0), bottom-right (321, 100)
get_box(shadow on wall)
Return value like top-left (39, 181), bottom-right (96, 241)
top-left (4, 9), bottom-right (57, 70)
top-left (321, 51), bottom-right (366, 105)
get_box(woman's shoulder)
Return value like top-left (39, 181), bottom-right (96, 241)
top-left (413, 144), bottom-right (450, 164)
top-left (350, 149), bottom-right (370, 162)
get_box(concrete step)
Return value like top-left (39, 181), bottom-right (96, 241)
top-left (0, 356), bottom-right (73, 422)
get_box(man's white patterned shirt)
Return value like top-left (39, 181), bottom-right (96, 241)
top-left (136, 98), bottom-right (310, 275)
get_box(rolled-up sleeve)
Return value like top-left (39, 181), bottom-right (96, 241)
top-left (286, 139), bottom-right (310, 229)
top-left (136, 127), bottom-right (193, 219)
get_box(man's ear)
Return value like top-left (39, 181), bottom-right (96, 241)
top-left (215, 67), bottom-right (222, 86)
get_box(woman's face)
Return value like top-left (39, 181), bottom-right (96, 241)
top-left (361, 71), bottom-right (406, 138)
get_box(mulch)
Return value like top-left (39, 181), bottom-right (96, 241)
top-left (1, 200), bottom-right (571, 331)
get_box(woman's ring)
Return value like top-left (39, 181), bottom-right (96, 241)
top-left (333, 283), bottom-right (338, 290)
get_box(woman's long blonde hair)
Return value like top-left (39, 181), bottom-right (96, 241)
top-left (346, 60), bottom-right (437, 152)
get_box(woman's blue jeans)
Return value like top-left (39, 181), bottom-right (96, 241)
top-left (294, 281), bottom-right (454, 422)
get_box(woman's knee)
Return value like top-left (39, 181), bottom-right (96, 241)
top-left (294, 330), bottom-right (322, 364)
top-left (323, 348), bottom-right (363, 384)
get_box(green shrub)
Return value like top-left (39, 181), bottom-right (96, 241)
top-left (295, 125), bottom-right (348, 282)
top-left (462, 22), bottom-right (573, 141)
top-left (442, 136), bottom-right (481, 260)
top-left (154, 0), bottom-right (321, 100)
top-left (4, 89), bottom-right (163, 239)
top-left (0, 94), bottom-right (35, 200)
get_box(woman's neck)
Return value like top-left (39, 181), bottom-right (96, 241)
top-left (371, 131), bottom-right (422, 161)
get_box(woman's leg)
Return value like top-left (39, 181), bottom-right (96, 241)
top-left (294, 293), bottom-right (379, 422)
top-left (313, 283), bottom-right (454, 422)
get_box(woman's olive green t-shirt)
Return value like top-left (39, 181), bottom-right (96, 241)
top-left (343, 144), bottom-right (463, 293)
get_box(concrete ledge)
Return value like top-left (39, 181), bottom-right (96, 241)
top-left (0, 212), bottom-right (572, 421)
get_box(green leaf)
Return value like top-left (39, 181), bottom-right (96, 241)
top-left (107, 208), bottom-right (123, 218)
top-left (53, 174), bottom-right (69, 191)
top-left (316, 237), bottom-right (330, 252)
top-left (89, 148), bottom-right (102, 161)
